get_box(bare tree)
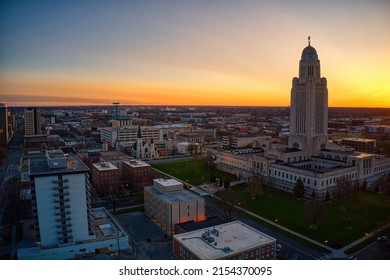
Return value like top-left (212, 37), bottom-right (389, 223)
top-left (304, 199), bottom-right (327, 229)
top-left (246, 176), bottom-right (264, 199)
top-left (216, 191), bottom-right (244, 222)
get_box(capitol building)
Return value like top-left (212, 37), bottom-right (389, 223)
top-left (216, 39), bottom-right (390, 200)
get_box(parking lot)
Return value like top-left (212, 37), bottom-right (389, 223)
top-left (115, 211), bottom-right (172, 260)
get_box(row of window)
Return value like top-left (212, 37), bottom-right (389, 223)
top-left (273, 169), bottom-right (358, 186)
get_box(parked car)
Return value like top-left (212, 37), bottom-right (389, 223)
top-left (376, 236), bottom-right (388, 242)
top-left (276, 244), bottom-right (282, 253)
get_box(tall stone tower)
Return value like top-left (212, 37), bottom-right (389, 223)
top-left (289, 37), bottom-right (328, 153)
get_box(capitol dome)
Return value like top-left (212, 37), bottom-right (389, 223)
top-left (301, 44), bottom-right (318, 60)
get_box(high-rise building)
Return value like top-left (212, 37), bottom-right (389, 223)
top-left (288, 37), bottom-right (328, 153)
top-left (24, 107), bottom-right (42, 137)
top-left (215, 38), bottom-right (390, 200)
top-left (19, 150), bottom-right (130, 259)
top-left (0, 103), bottom-right (8, 146)
top-left (29, 150), bottom-right (94, 247)
top-left (112, 102), bottom-right (120, 120)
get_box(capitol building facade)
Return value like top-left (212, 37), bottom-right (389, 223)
top-left (216, 39), bottom-right (390, 200)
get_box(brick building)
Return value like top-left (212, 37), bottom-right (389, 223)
top-left (123, 159), bottom-right (152, 191)
top-left (91, 161), bottom-right (119, 194)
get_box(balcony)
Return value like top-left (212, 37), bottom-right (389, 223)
top-left (57, 228), bottom-right (72, 235)
top-left (56, 221), bottom-right (72, 227)
top-left (53, 191), bottom-right (70, 197)
top-left (58, 236), bottom-right (74, 243)
top-left (54, 198), bottom-right (70, 204)
top-left (56, 217), bottom-right (71, 222)
top-left (53, 184), bottom-right (69, 191)
top-left (55, 210), bottom-right (71, 216)
top-left (52, 179), bottom-right (69, 184)
top-left (54, 204), bottom-right (71, 210)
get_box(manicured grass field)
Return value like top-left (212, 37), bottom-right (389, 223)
top-left (217, 184), bottom-right (390, 248)
top-left (152, 159), bottom-right (236, 186)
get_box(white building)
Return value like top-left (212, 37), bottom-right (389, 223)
top-left (215, 39), bottom-right (390, 199)
top-left (173, 221), bottom-right (276, 260)
top-left (18, 150), bottom-right (129, 259)
top-left (100, 125), bottom-right (159, 147)
top-left (144, 178), bottom-right (205, 233)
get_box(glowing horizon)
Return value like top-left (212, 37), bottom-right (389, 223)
top-left (1, 1), bottom-right (390, 108)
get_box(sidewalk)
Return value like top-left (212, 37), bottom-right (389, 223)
top-left (333, 222), bottom-right (390, 258)
top-left (152, 167), bottom-right (389, 259)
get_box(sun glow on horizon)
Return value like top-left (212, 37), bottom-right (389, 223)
top-left (1, 1), bottom-right (389, 108)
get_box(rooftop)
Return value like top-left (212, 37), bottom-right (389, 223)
top-left (145, 185), bottom-right (203, 204)
top-left (90, 207), bottom-right (126, 242)
top-left (123, 159), bottom-right (151, 168)
top-left (341, 138), bottom-right (376, 143)
top-left (92, 161), bottom-right (119, 171)
top-left (154, 178), bottom-right (182, 187)
top-left (176, 216), bottom-right (224, 233)
top-left (100, 150), bottom-right (131, 161)
top-left (29, 152), bottom-right (89, 176)
top-left (174, 221), bottom-right (275, 260)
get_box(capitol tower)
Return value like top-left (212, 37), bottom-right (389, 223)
top-left (288, 37), bottom-right (328, 154)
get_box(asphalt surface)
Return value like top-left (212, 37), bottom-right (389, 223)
top-left (205, 197), bottom-right (326, 260)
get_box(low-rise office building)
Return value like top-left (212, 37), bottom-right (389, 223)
top-left (144, 178), bottom-right (205, 233)
top-left (173, 221), bottom-right (276, 260)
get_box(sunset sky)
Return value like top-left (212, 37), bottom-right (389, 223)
top-left (1, 0), bottom-right (390, 107)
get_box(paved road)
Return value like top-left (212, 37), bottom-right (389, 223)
top-left (0, 133), bottom-right (23, 227)
top-left (205, 197), bottom-right (325, 260)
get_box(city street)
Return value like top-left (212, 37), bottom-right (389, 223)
top-left (204, 197), bottom-right (325, 260)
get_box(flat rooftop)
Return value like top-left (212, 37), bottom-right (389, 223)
top-left (154, 178), bottom-right (181, 187)
top-left (174, 221), bottom-right (275, 260)
top-left (90, 208), bottom-right (126, 242)
top-left (92, 161), bottom-right (119, 171)
top-left (29, 153), bottom-right (89, 176)
top-left (46, 150), bottom-right (66, 159)
top-left (176, 216), bottom-right (224, 232)
top-left (145, 186), bottom-right (202, 204)
top-left (341, 138), bottom-right (376, 143)
top-left (99, 150), bottom-right (130, 160)
top-left (124, 160), bottom-right (150, 168)
top-left (284, 160), bottom-right (350, 174)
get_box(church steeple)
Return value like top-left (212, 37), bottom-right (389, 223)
top-left (137, 125), bottom-right (142, 138)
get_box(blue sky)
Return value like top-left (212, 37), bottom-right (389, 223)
top-left (1, 0), bottom-right (390, 106)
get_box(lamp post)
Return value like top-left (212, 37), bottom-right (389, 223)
top-left (116, 227), bottom-right (120, 257)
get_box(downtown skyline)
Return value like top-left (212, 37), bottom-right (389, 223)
top-left (1, 0), bottom-right (390, 107)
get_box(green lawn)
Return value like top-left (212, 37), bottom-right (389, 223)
top-left (152, 159), bottom-right (237, 186)
top-left (217, 185), bottom-right (390, 248)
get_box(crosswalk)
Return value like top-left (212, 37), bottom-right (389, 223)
top-left (318, 254), bottom-right (332, 260)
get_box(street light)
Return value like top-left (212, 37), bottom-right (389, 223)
top-left (114, 226), bottom-right (120, 257)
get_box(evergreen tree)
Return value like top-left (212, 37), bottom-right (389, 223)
top-left (294, 178), bottom-right (305, 198)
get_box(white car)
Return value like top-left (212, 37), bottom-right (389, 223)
top-left (376, 236), bottom-right (388, 242)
